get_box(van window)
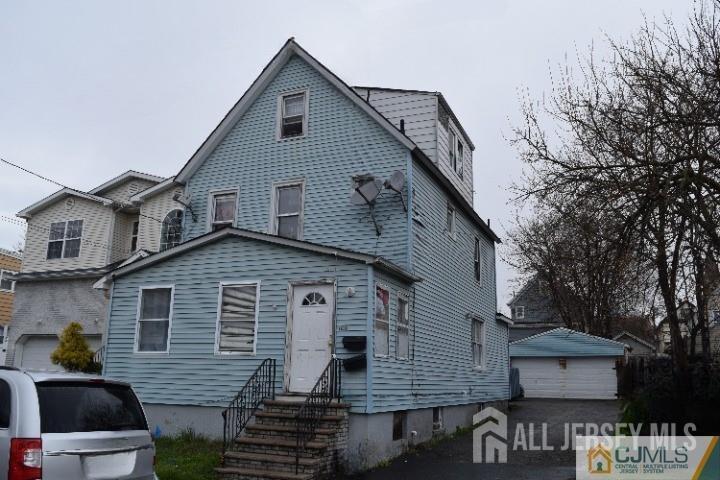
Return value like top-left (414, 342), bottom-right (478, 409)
top-left (0, 380), bottom-right (10, 428)
top-left (36, 382), bottom-right (147, 433)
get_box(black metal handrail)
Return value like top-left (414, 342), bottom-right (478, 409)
top-left (221, 358), bottom-right (276, 454)
top-left (295, 357), bottom-right (343, 473)
top-left (93, 345), bottom-right (105, 366)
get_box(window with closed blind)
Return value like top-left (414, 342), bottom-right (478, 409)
top-left (215, 282), bottom-right (261, 355)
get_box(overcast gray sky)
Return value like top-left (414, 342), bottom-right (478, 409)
top-left (0, 0), bottom-right (690, 310)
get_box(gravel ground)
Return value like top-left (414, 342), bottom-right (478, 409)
top-left (350, 398), bottom-right (621, 480)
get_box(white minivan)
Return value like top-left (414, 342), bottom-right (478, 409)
top-left (0, 367), bottom-right (157, 479)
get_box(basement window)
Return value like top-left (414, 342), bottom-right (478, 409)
top-left (393, 411), bottom-right (407, 441)
top-left (279, 91), bottom-right (308, 139)
top-left (432, 407), bottom-right (443, 432)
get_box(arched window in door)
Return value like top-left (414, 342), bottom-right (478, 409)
top-left (301, 292), bottom-right (327, 306)
top-left (160, 209), bottom-right (183, 251)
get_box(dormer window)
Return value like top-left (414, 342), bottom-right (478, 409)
top-left (448, 129), bottom-right (464, 178)
top-left (279, 91), bottom-right (308, 139)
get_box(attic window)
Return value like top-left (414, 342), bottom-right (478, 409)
top-left (514, 306), bottom-right (525, 320)
top-left (279, 91), bottom-right (307, 139)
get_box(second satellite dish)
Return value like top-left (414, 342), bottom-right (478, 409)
top-left (351, 176), bottom-right (384, 206)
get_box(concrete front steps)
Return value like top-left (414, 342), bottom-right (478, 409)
top-left (216, 396), bottom-right (349, 480)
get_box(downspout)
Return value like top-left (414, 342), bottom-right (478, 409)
top-left (406, 151), bottom-right (414, 271)
top-left (366, 265), bottom-right (374, 413)
top-left (101, 279), bottom-right (115, 377)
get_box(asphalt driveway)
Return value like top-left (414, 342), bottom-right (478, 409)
top-left (351, 399), bottom-right (621, 480)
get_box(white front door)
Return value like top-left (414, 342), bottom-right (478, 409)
top-left (288, 283), bottom-right (334, 393)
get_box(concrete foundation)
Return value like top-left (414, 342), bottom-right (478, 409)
top-left (143, 403), bottom-right (225, 439)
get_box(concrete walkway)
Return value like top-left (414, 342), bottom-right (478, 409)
top-left (349, 399), bottom-right (621, 480)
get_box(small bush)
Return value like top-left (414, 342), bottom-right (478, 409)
top-left (50, 322), bottom-right (96, 373)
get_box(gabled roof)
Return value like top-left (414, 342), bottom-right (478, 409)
top-left (507, 275), bottom-right (539, 306)
top-left (16, 188), bottom-right (114, 219)
top-left (107, 227), bottom-right (422, 284)
top-left (130, 177), bottom-right (179, 203)
top-left (175, 38), bottom-right (416, 184)
top-left (172, 38), bottom-right (499, 243)
top-left (89, 170), bottom-right (165, 195)
top-left (612, 331), bottom-right (657, 352)
top-left (0, 247), bottom-right (22, 260)
top-left (510, 327), bottom-right (627, 357)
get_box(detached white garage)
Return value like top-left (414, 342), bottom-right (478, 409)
top-left (510, 328), bottom-right (627, 400)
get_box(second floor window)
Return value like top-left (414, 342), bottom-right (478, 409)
top-left (273, 182), bottom-right (304, 239)
top-left (0, 270), bottom-right (16, 292)
top-left (474, 238), bottom-right (483, 286)
top-left (211, 191), bottom-right (237, 231)
top-left (446, 204), bottom-right (456, 238)
top-left (160, 209), bottom-right (183, 251)
top-left (280, 91), bottom-right (307, 138)
top-left (47, 220), bottom-right (83, 260)
top-left (472, 318), bottom-right (484, 369)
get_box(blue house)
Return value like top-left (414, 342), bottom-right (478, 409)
top-left (100, 39), bottom-right (509, 475)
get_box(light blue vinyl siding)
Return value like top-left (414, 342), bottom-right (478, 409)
top-left (183, 55), bottom-right (410, 268)
top-left (104, 236), bottom-right (369, 411)
top-left (368, 161), bottom-right (510, 412)
top-left (510, 328), bottom-right (626, 357)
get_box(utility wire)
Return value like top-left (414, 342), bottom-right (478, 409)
top-left (0, 156), bottom-right (167, 226)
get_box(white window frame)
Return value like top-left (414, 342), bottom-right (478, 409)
top-left (396, 292), bottom-right (410, 360)
top-left (448, 129), bottom-right (457, 171)
top-left (0, 270), bottom-right (17, 293)
top-left (133, 285), bottom-right (175, 354)
top-left (473, 238), bottom-right (483, 285)
top-left (471, 317), bottom-right (485, 370)
top-left (207, 188), bottom-right (240, 232)
top-left (446, 203), bottom-right (456, 239)
top-left (276, 89), bottom-right (309, 140)
top-left (456, 139), bottom-right (464, 178)
top-left (46, 219), bottom-right (84, 260)
top-left (514, 306), bottom-right (525, 320)
top-left (269, 179), bottom-right (305, 240)
top-left (160, 208), bottom-right (184, 251)
top-left (130, 220), bottom-right (139, 252)
top-left (214, 281), bottom-right (261, 356)
top-left (374, 284), bottom-right (391, 358)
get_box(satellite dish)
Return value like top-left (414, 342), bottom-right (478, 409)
top-left (350, 177), bottom-right (383, 206)
top-left (384, 170), bottom-right (405, 193)
top-left (384, 170), bottom-right (408, 212)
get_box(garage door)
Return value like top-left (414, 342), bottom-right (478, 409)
top-left (512, 357), bottom-right (618, 400)
top-left (18, 335), bottom-right (101, 371)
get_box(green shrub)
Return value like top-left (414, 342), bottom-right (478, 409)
top-left (50, 322), bottom-right (96, 373)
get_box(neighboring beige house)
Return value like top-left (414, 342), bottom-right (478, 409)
top-left (6, 170), bottom-right (186, 370)
top-left (656, 300), bottom-right (720, 358)
top-left (613, 331), bottom-right (656, 357)
top-left (0, 248), bottom-right (22, 364)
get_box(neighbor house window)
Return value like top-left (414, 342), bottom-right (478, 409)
top-left (47, 220), bottom-right (83, 259)
top-left (135, 287), bottom-right (173, 353)
top-left (514, 306), bottom-right (525, 320)
top-left (279, 91), bottom-right (307, 138)
top-left (0, 270), bottom-right (16, 292)
top-left (446, 204), bottom-right (456, 238)
top-left (215, 282), bottom-right (260, 355)
top-left (272, 181), bottom-right (304, 239)
top-left (160, 209), bottom-right (183, 251)
top-left (210, 191), bottom-right (237, 231)
top-left (130, 221), bottom-right (139, 252)
top-left (396, 295), bottom-right (409, 360)
top-left (474, 238), bottom-right (482, 284)
top-left (374, 286), bottom-right (390, 357)
top-left (472, 318), bottom-right (484, 369)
